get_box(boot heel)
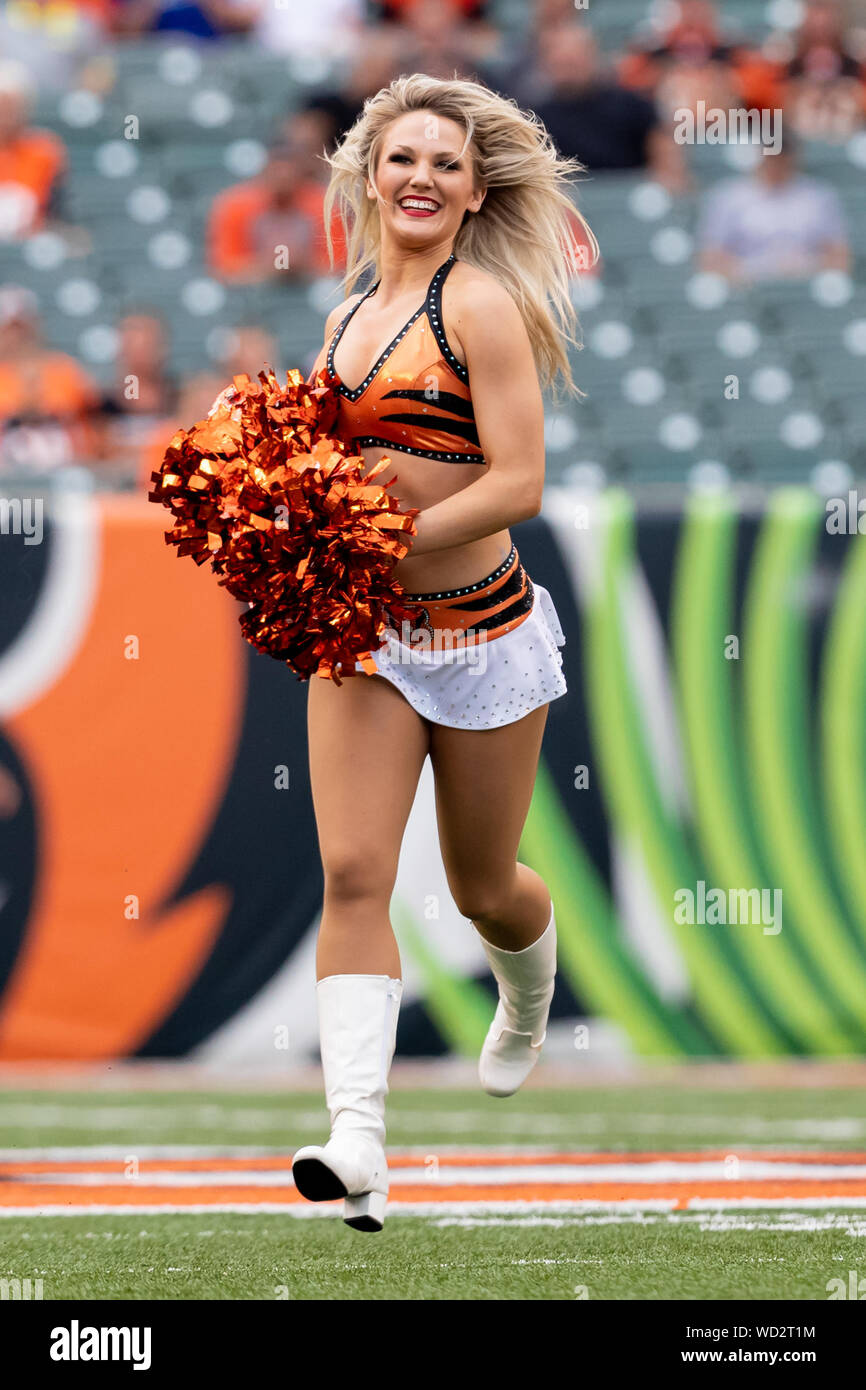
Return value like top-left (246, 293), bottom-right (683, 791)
top-left (343, 1189), bottom-right (387, 1232)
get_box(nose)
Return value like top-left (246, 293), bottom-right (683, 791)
top-left (409, 161), bottom-right (435, 185)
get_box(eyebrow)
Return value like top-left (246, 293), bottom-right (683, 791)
top-left (390, 143), bottom-right (462, 158)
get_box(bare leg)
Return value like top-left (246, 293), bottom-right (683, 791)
top-left (307, 672), bottom-right (431, 979)
top-left (428, 704), bottom-right (552, 950)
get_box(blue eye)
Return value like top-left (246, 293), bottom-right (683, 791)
top-left (389, 154), bottom-right (458, 168)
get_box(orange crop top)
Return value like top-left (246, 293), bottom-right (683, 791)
top-left (322, 253), bottom-right (486, 466)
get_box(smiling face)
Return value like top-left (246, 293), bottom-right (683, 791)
top-left (367, 110), bottom-right (485, 249)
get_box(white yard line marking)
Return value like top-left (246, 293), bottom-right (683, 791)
top-left (0, 1145), bottom-right (305, 1161)
top-left (390, 1161), bottom-right (866, 1183)
top-left (433, 1212), bottom-right (866, 1234)
top-left (10, 1159), bottom-right (866, 1186)
top-left (6, 1197), bottom-right (866, 1220)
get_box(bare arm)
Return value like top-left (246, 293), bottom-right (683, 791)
top-left (406, 281), bottom-right (545, 558)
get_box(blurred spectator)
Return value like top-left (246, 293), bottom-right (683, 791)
top-left (390, 0), bottom-right (502, 77)
top-left (532, 0), bottom-right (578, 17)
top-left (98, 313), bottom-right (180, 470)
top-left (0, 286), bottom-right (102, 473)
top-left (533, 25), bottom-right (689, 191)
top-left (113, 0), bottom-right (252, 39)
top-left (218, 324), bottom-right (280, 381)
top-left (775, 0), bottom-right (866, 141)
top-left (246, 0), bottom-right (365, 61)
top-left (279, 110), bottom-right (338, 186)
top-left (0, 0), bottom-right (109, 94)
top-left (139, 330), bottom-right (279, 494)
top-left (176, 371), bottom-right (232, 424)
top-left (370, 0), bottom-right (489, 19)
top-left (292, 97), bottom-right (356, 168)
top-left (206, 141), bottom-right (347, 283)
top-left (618, 0), bottom-right (750, 116)
top-left (0, 61), bottom-right (68, 241)
top-left (696, 136), bottom-right (850, 284)
top-left (139, 369), bottom-right (227, 492)
top-left (102, 313), bottom-right (177, 417)
top-left (296, 31), bottom-right (406, 155)
top-left (484, 0), bottom-right (585, 108)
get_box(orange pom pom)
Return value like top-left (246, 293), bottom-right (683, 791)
top-left (148, 365), bottom-right (419, 684)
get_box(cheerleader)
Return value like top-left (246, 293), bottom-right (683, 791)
top-left (292, 73), bottom-right (597, 1230)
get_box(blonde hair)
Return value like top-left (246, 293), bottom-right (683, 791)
top-left (321, 72), bottom-right (599, 403)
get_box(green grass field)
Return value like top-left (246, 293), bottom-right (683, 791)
top-left (3, 1210), bottom-right (862, 1301)
top-left (2, 1079), bottom-right (866, 1300)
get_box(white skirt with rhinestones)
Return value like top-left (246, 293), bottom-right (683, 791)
top-left (352, 582), bottom-right (567, 730)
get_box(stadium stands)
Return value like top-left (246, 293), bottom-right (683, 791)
top-left (0, 4), bottom-right (864, 487)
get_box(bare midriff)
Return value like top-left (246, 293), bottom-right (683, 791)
top-left (354, 440), bottom-right (512, 594)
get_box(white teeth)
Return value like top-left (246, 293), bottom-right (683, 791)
top-left (400, 199), bottom-right (439, 211)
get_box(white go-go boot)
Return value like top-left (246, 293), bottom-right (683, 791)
top-left (477, 903), bottom-right (557, 1098)
top-left (292, 973), bottom-right (402, 1232)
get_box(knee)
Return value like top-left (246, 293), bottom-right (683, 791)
top-left (322, 853), bottom-right (394, 908)
top-left (449, 879), bottom-right (510, 925)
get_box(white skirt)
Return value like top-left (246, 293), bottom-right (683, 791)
top-left (353, 582), bottom-right (567, 730)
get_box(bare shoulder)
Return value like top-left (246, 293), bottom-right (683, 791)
top-left (449, 260), bottom-right (518, 317)
top-left (444, 261), bottom-right (524, 365)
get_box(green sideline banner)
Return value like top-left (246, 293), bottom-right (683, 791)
top-left (0, 486), bottom-right (865, 1060)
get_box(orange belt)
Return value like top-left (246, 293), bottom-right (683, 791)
top-left (391, 545), bottom-right (535, 650)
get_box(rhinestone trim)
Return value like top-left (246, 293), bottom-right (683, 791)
top-left (351, 571), bottom-right (568, 729)
top-left (352, 434), bottom-right (486, 465)
top-left (404, 545), bottom-right (517, 602)
top-left (327, 253), bottom-right (468, 402)
top-left (428, 254), bottom-right (469, 383)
